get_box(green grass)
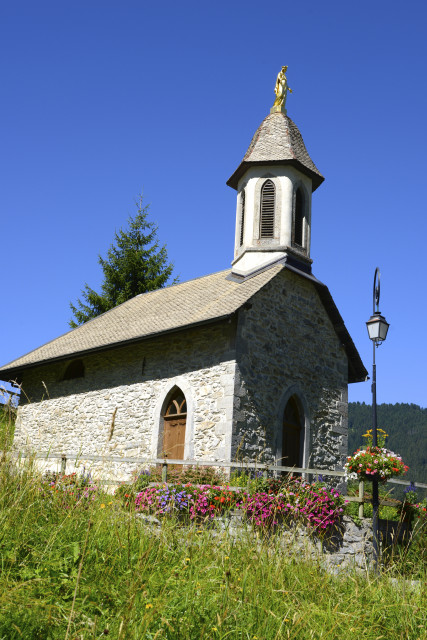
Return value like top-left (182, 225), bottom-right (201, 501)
top-left (0, 405), bottom-right (15, 453)
top-left (0, 457), bottom-right (426, 640)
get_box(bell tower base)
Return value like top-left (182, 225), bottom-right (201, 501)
top-left (231, 247), bottom-right (312, 279)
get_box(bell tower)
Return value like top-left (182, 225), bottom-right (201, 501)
top-left (227, 67), bottom-right (324, 278)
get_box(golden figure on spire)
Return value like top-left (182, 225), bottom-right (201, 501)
top-left (271, 66), bottom-right (292, 114)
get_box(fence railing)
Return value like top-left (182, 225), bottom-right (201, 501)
top-left (5, 450), bottom-right (427, 518)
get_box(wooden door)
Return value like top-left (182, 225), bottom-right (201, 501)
top-left (162, 392), bottom-right (187, 464)
top-left (282, 395), bottom-right (302, 469)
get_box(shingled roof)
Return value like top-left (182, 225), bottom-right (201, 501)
top-left (227, 112), bottom-right (324, 191)
top-left (0, 265), bottom-right (282, 375)
top-left (0, 263), bottom-right (367, 383)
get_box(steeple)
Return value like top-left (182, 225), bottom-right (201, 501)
top-left (227, 68), bottom-right (324, 278)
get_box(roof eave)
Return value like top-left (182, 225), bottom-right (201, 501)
top-left (226, 159), bottom-right (324, 192)
top-left (0, 312), bottom-right (238, 381)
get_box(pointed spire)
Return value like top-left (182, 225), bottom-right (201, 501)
top-left (227, 67), bottom-right (324, 192)
top-left (227, 112), bottom-right (324, 191)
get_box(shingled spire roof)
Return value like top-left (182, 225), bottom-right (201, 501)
top-left (227, 111), bottom-right (324, 191)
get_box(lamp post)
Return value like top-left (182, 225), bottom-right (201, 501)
top-left (366, 267), bottom-right (389, 572)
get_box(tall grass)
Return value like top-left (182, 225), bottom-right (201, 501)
top-left (0, 404), bottom-right (15, 454)
top-left (0, 455), bottom-right (426, 639)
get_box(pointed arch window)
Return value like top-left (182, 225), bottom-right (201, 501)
top-left (293, 187), bottom-right (305, 249)
top-left (239, 189), bottom-right (245, 247)
top-left (282, 395), bottom-right (303, 468)
top-left (260, 179), bottom-right (275, 238)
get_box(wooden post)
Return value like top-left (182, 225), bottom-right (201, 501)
top-left (61, 455), bottom-right (67, 476)
top-left (162, 461), bottom-right (168, 483)
top-left (358, 480), bottom-right (364, 518)
top-left (263, 468), bottom-right (268, 480)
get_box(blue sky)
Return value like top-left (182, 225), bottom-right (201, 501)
top-left (1, 0), bottom-right (426, 407)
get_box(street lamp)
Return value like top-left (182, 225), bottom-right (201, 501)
top-left (366, 267), bottom-right (389, 572)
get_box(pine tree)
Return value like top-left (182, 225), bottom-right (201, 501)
top-left (69, 196), bottom-right (177, 328)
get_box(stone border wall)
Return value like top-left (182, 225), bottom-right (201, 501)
top-left (139, 511), bottom-right (374, 574)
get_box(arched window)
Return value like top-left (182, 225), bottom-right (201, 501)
top-left (282, 395), bottom-right (303, 468)
top-left (239, 188), bottom-right (245, 247)
top-left (62, 359), bottom-right (85, 381)
top-left (293, 187), bottom-right (305, 248)
top-left (162, 388), bottom-right (187, 461)
top-left (260, 179), bottom-right (275, 238)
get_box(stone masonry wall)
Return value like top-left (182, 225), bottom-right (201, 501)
top-left (232, 269), bottom-right (348, 475)
top-left (15, 322), bottom-right (236, 480)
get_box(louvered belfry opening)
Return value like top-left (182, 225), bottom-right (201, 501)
top-left (293, 188), bottom-right (304, 247)
top-left (239, 189), bottom-right (245, 246)
top-left (260, 179), bottom-right (275, 238)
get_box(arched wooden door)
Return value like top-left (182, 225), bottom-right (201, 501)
top-left (282, 395), bottom-right (303, 469)
top-left (162, 390), bottom-right (187, 463)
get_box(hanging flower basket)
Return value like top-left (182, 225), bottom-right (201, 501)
top-left (344, 446), bottom-right (409, 482)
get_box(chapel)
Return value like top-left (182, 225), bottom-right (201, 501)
top-left (0, 69), bottom-right (367, 479)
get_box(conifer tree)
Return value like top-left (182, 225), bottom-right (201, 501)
top-left (69, 196), bottom-right (177, 327)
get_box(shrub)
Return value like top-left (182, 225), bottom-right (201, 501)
top-left (132, 464), bottom-right (225, 486)
top-left (229, 470), bottom-right (293, 494)
top-left (40, 471), bottom-right (98, 509)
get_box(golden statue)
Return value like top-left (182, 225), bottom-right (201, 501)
top-left (271, 66), bottom-right (292, 114)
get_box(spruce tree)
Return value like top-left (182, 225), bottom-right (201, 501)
top-left (69, 196), bottom-right (177, 327)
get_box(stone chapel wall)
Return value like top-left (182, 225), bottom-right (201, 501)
top-left (232, 269), bottom-right (348, 473)
top-left (14, 322), bottom-right (236, 480)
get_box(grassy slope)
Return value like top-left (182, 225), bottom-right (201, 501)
top-left (1, 408), bottom-right (426, 638)
top-left (0, 463), bottom-right (426, 639)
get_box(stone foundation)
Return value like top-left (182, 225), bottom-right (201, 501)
top-left (139, 512), bottom-right (375, 574)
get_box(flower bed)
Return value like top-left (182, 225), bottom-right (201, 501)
top-left (135, 484), bottom-right (240, 520)
top-left (134, 477), bottom-right (344, 533)
top-left (241, 478), bottom-right (344, 530)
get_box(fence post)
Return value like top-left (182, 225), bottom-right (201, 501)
top-left (358, 480), bottom-right (364, 518)
top-left (61, 455), bottom-right (67, 476)
top-left (263, 468), bottom-right (268, 480)
top-left (162, 461), bottom-right (168, 483)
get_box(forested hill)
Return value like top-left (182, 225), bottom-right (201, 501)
top-left (348, 402), bottom-right (427, 485)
